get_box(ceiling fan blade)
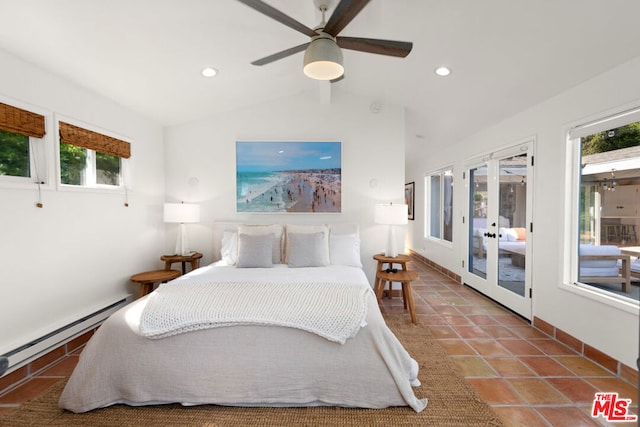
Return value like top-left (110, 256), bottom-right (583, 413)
top-left (337, 37), bottom-right (413, 57)
top-left (251, 43), bottom-right (310, 66)
top-left (237, 0), bottom-right (317, 38)
top-left (323, 0), bottom-right (371, 36)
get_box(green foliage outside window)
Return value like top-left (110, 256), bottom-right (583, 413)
top-left (60, 142), bottom-right (87, 185)
top-left (96, 152), bottom-right (120, 185)
top-left (581, 122), bottom-right (640, 155)
top-left (0, 129), bottom-right (30, 177)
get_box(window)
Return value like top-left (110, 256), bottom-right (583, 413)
top-left (58, 120), bottom-right (130, 189)
top-left (570, 108), bottom-right (640, 303)
top-left (0, 129), bottom-right (30, 178)
top-left (0, 102), bottom-right (47, 186)
top-left (425, 168), bottom-right (453, 243)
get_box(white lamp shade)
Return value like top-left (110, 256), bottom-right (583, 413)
top-left (303, 37), bottom-right (344, 81)
top-left (164, 203), bottom-right (200, 223)
top-left (374, 203), bottom-right (408, 225)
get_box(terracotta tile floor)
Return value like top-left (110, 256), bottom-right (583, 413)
top-left (0, 257), bottom-right (637, 426)
top-left (378, 258), bottom-right (639, 426)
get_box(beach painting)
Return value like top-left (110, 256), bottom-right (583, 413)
top-left (236, 141), bottom-right (341, 213)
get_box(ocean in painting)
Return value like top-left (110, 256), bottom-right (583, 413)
top-left (236, 171), bottom-right (291, 212)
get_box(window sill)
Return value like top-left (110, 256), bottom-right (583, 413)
top-left (57, 183), bottom-right (127, 194)
top-left (559, 281), bottom-right (639, 315)
top-left (0, 179), bottom-right (53, 191)
top-left (425, 236), bottom-right (454, 249)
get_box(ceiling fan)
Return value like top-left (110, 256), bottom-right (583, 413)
top-left (237, 0), bottom-right (413, 81)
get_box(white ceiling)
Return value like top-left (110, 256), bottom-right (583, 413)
top-left (1, 0), bottom-right (640, 153)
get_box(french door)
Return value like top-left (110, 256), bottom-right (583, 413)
top-left (463, 142), bottom-right (534, 319)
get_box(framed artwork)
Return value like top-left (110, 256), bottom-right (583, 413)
top-left (405, 181), bottom-right (415, 220)
top-left (236, 141), bottom-right (342, 213)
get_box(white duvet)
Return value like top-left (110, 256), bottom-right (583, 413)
top-left (59, 264), bottom-right (427, 413)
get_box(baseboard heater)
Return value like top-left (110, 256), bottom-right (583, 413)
top-left (0, 296), bottom-right (130, 378)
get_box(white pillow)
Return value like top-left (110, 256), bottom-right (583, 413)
top-left (284, 224), bottom-right (329, 263)
top-left (287, 231), bottom-right (330, 267)
top-left (502, 228), bottom-right (519, 242)
top-left (236, 233), bottom-right (273, 268)
top-left (238, 224), bottom-right (283, 264)
top-left (329, 233), bottom-right (362, 268)
top-left (220, 231), bottom-right (238, 265)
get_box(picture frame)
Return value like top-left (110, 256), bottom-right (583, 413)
top-left (236, 141), bottom-right (342, 213)
top-left (405, 181), bottom-right (415, 220)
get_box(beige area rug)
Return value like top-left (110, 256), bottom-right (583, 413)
top-left (0, 315), bottom-right (503, 426)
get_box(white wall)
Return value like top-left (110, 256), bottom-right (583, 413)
top-left (406, 56), bottom-right (640, 367)
top-left (0, 50), bottom-right (166, 356)
top-left (164, 90), bottom-right (406, 284)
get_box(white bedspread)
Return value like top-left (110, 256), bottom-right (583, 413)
top-left (59, 264), bottom-right (427, 413)
top-left (140, 279), bottom-right (370, 344)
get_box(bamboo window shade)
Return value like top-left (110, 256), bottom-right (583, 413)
top-left (0, 103), bottom-right (46, 138)
top-left (59, 121), bottom-right (131, 159)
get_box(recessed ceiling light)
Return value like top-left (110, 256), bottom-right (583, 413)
top-left (435, 66), bottom-right (451, 76)
top-left (201, 67), bottom-right (218, 77)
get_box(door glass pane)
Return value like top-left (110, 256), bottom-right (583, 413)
top-left (497, 154), bottom-right (527, 296)
top-left (468, 165), bottom-right (488, 279)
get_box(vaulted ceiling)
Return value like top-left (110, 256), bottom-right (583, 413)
top-left (2, 0), bottom-right (640, 154)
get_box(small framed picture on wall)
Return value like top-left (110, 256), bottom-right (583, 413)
top-left (405, 181), bottom-right (415, 220)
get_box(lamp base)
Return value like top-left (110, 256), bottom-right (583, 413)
top-left (384, 225), bottom-right (399, 258)
top-left (175, 223), bottom-right (193, 256)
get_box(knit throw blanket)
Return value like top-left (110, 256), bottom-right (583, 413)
top-left (139, 281), bottom-right (370, 344)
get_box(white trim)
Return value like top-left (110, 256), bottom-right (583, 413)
top-left (0, 95), bottom-right (54, 191)
top-left (564, 107), bottom-right (640, 310)
top-left (559, 282), bottom-right (639, 315)
top-left (424, 165), bottom-right (454, 243)
top-left (569, 105), bottom-right (640, 140)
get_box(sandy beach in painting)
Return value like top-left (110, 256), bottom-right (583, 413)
top-left (237, 169), bottom-right (341, 213)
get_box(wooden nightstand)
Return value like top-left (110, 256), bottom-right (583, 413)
top-left (160, 252), bottom-right (203, 274)
top-left (375, 269), bottom-right (419, 324)
top-left (130, 269), bottom-right (181, 298)
top-left (372, 253), bottom-right (410, 298)
top-left (372, 253), bottom-right (418, 324)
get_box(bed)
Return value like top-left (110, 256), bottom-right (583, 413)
top-left (59, 224), bottom-right (427, 413)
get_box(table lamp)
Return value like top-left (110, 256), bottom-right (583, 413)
top-left (164, 202), bottom-right (200, 256)
top-left (375, 203), bottom-right (408, 257)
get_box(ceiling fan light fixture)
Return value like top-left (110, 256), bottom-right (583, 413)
top-left (303, 36), bottom-right (344, 81)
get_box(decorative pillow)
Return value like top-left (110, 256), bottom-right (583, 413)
top-left (514, 227), bottom-right (526, 241)
top-left (287, 231), bottom-right (330, 268)
top-left (220, 231), bottom-right (238, 265)
top-left (238, 224), bottom-right (283, 264)
top-left (284, 224), bottom-right (329, 263)
top-left (236, 233), bottom-right (273, 268)
top-left (502, 228), bottom-right (519, 242)
top-left (329, 233), bottom-right (362, 268)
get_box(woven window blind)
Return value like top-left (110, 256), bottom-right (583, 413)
top-left (0, 103), bottom-right (46, 138)
top-left (59, 121), bottom-right (131, 159)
